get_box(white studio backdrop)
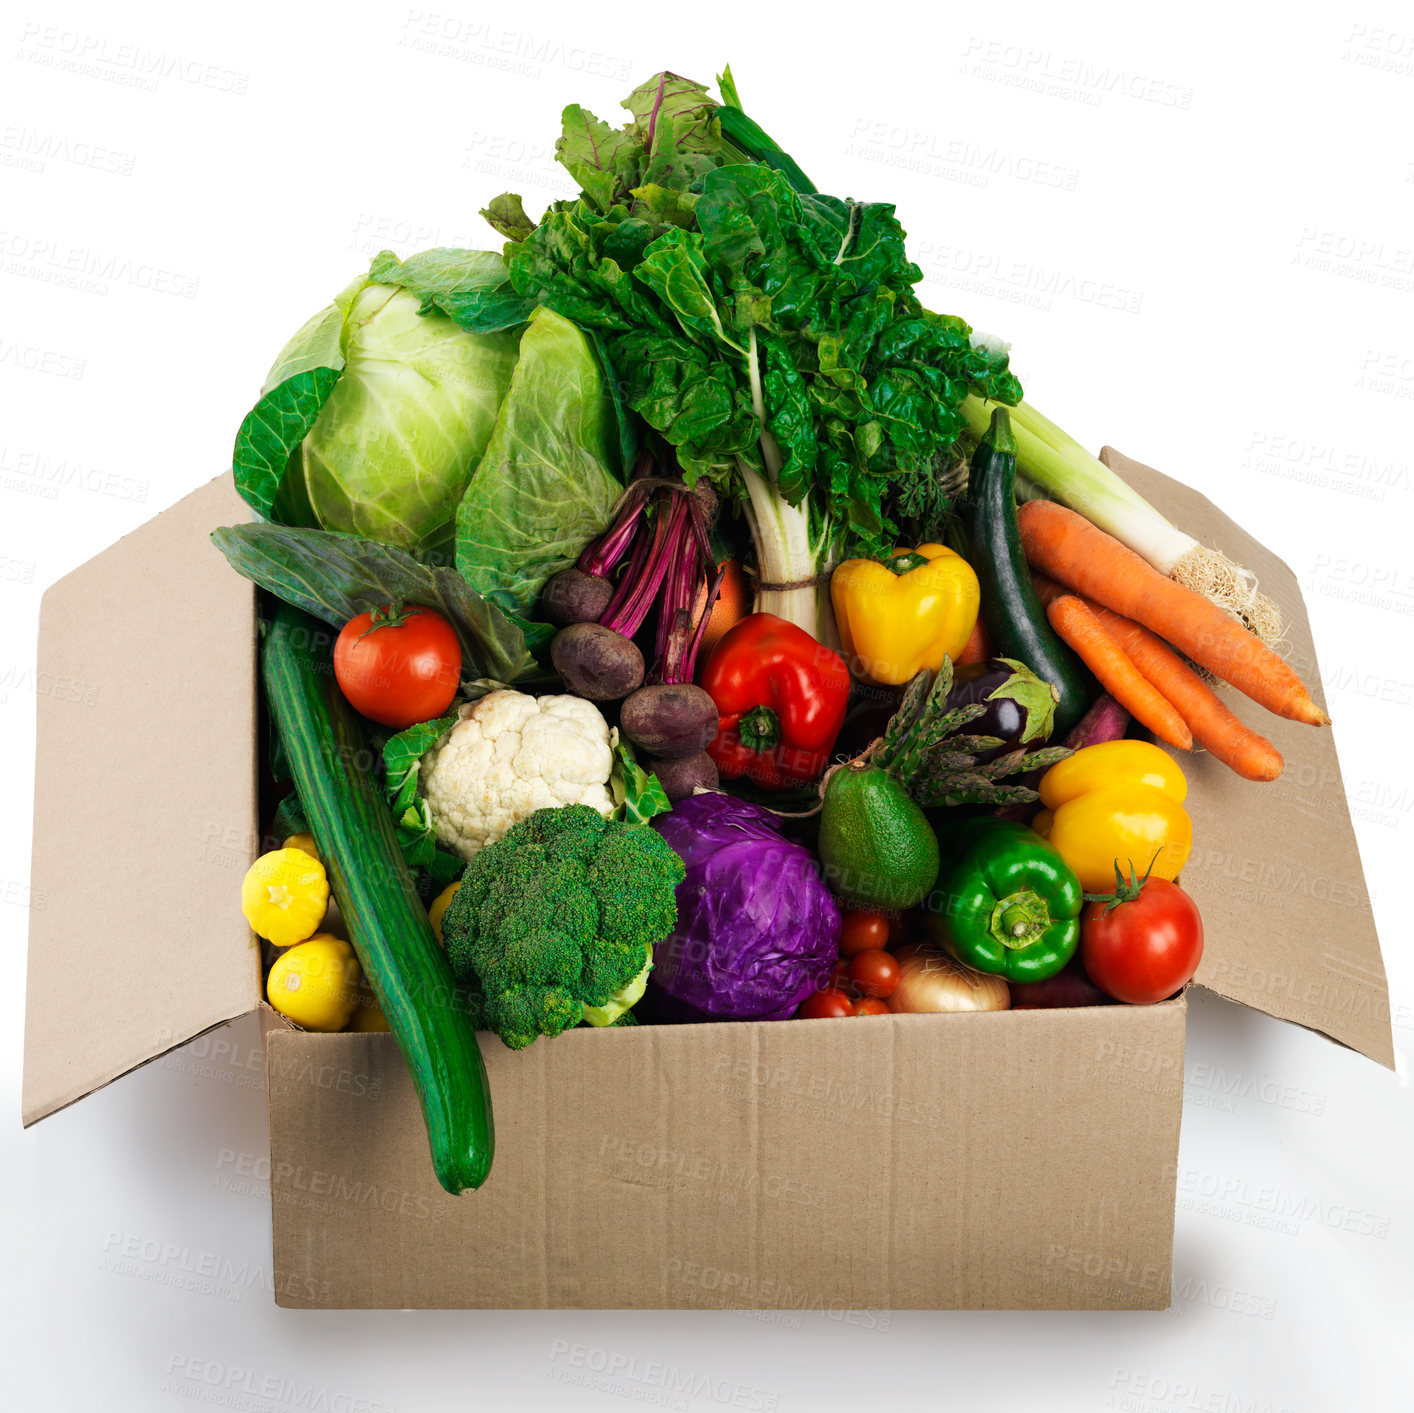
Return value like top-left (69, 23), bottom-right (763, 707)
top-left (3, 1), bottom-right (1411, 1408)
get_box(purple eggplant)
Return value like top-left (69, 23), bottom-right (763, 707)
top-left (945, 657), bottom-right (1060, 762)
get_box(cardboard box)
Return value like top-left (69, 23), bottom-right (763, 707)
top-left (22, 452), bottom-right (1392, 1310)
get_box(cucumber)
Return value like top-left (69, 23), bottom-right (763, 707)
top-left (263, 602), bottom-right (493, 1193)
top-left (968, 408), bottom-right (1094, 738)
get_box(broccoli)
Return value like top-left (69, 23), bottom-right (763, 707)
top-left (440, 804), bottom-right (685, 1050)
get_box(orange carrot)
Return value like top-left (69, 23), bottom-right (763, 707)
top-left (1092, 606), bottom-right (1284, 782)
top-left (955, 615), bottom-right (992, 666)
top-left (1018, 500), bottom-right (1328, 727)
top-left (1029, 572), bottom-right (1067, 608)
top-left (1046, 595), bottom-right (1194, 750)
top-left (1034, 572), bottom-right (1283, 781)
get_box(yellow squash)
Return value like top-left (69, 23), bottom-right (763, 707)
top-left (240, 847), bottom-right (329, 947)
top-left (831, 544), bottom-right (980, 686)
top-left (1036, 741), bottom-right (1192, 892)
top-left (266, 934), bottom-right (362, 1032)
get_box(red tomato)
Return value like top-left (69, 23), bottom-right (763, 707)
top-left (334, 604), bottom-right (461, 729)
top-left (1081, 879), bottom-right (1204, 1005)
top-left (852, 998), bottom-right (890, 1017)
top-left (839, 910), bottom-right (890, 957)
top-left (797, 989), bottom-right (855, 1020)
top-left (849, 949), bottom-right (901, 1000)
top-left (828, 960), bottom-right (855, 994)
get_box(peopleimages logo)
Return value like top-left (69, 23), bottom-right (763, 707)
top-left (161, 1355), bottom-right (396, 1411)
top-left (15, 23), bottom-right (250, 95)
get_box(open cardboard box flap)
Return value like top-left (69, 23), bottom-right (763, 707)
top-left (1100, 449), bottom-right (1392, 1068)
top-left (22, 474), bottom-right (262, 1126)
top-left (21, 453), bottom-right (1392, 1128)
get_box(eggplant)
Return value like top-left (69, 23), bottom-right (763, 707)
top-left (945, 658), bottom-right (1059, 763)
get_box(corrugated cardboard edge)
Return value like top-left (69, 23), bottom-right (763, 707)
top-left (1102, 448), bottom-right (1393, 1068)
top-left (267, 1000), bottom-right (1186, 1311)
top-left (22, 473), bottom-right (264, 1126)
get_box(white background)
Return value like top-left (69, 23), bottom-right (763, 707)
top-left (4, 1), bottom-right (1412, 1408)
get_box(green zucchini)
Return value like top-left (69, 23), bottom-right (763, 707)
top-left (968, 408), bottom-right (1094, 738)
top-left (262, 602), bottom-right (493, 1193)
top-left (716, 104), bottom-right (817, 195)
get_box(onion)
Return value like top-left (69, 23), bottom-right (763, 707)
top-left (886, 943), bottom-right (1010, 1014)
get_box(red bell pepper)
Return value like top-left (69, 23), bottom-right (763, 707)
top-left (701, 613), bottom-right (851, 790)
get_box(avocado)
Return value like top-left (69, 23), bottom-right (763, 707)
top-left (818, 763), bottom-right (940, 911)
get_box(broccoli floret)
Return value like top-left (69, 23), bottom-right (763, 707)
top-left (441, 804), bottom-right (684, 1050)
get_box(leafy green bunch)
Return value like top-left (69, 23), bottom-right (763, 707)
top-left (483, 70), bottom-right (1022, 556)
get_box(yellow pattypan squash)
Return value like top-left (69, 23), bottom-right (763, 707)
top-left (241, 847), bottom-right (329, 947)
top-left (349, 983), bottom-right (391, 1033)
top-left (267, 934), bottom-right (361, 1032)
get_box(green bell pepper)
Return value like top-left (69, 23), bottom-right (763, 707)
top-left (924, 820), bottom-right (1081, 983)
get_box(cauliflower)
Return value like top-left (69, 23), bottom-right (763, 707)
top-left (419, 690), bottom-right (615, 859)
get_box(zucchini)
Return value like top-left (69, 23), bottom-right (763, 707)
top-left (968, 408), bottom-right (1094, 738)
top-left (262, 602), bottom-right (493, 1193)
top-left (716, 105), bottom-right (817, 195)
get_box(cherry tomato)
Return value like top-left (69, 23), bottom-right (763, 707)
top-left (797, 989), bottom-right (855, 1020)
top-left (849, 949), bottom-right (901, 1000)
top-left (828, 960), bottom-right (855, 994)
top-left (1081, 878), bottom-right (1204, 1005)
top-left (852, 998), bottom-right (890, 1017)
top-left (839, 910), bottom-right (890, 957)
top-left (334, 604), bottom-right (461, 729)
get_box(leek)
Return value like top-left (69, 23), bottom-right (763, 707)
top-left (961, 396), bottom-right (1280, 644)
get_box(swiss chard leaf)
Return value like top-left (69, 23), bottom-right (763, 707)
top-left (557, 103), bottom-right (643, 213)
top-left (232, 367), bottom-right (340, 523)
top-left (480, 193), bottom-right (537, 243)
top-left (622, 71), bottom-right (720, 154)
top-left (212, 523), bottom-right (538, 684)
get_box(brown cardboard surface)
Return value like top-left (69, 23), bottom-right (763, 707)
top-left (1103, 449), bottom-right (1393, 1067)
top-left (268, 1002), bottom-right (1185, 1311)
top-left (22, 474), bottom-right (261, 1126)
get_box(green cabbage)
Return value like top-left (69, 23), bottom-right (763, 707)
top-left (236, 248), bottom-right (626, 580)
top-left (455, 307), bottom-right (624, 612)
top-left (300, 281), bottom-right (518, 553)
top-left (262, 252), bottom-right (521, 555)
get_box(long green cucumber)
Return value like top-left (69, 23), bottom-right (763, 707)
top-left (262, 602), bottom-right (493, 1193)
top-left (968, 408), bottom-right (1094, 738)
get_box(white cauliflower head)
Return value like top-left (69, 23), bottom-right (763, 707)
top-left (419, 689), bottom-right (615, 859)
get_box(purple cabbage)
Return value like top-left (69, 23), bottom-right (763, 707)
top-left (650, 794), bottom-right (841, 1022)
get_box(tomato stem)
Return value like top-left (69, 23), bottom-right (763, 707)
top-left (1083, 850), bottom-right (1164, 914)
top-left (356, 601), bottom-right (421, 641)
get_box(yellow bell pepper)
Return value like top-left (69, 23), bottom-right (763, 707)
top-left (240, 847), bottom-right (329, 947)
top-left (1035, 741), bottom-right (1192, 892)
top-left (831, 543), bottom-right (980, 686)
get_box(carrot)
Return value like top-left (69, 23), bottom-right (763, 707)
top-left (1045, 595), bottom-right (1194, 750)
top-left (1018, 500), bottom-right (1328, 727)
top-left (1034, 572), bottom-right (1283, 781)
top-left (1079, 603), bottom-right (1284, 782)
top-left (955, 615), bottom-right (992, 666)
